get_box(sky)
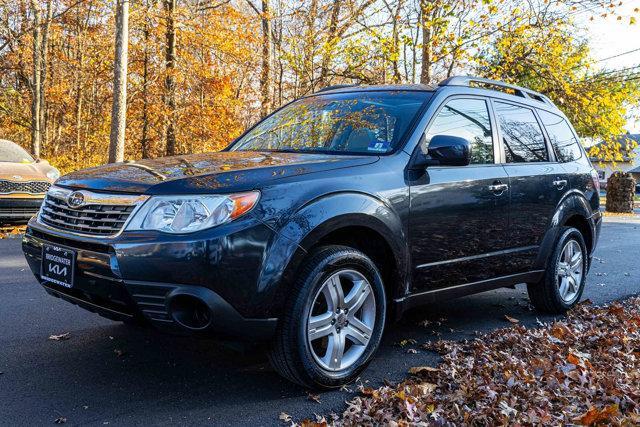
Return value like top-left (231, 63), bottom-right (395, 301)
top-left (579, 1), bottom-right (640, 133)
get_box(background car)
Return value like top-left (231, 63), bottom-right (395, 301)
top-left (0, 139), bottom-right (59, 224)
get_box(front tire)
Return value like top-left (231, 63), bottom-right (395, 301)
top-left (268, 245), bottom-right (386, 389)
top-left (527, 226), bottom-right (587, 314)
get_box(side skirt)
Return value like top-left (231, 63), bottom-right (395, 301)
top-left (394, 270), bottom-right (545, 317)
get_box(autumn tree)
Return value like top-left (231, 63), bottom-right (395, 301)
top-left (477, 20), bottom-right (640, 143)
top-left (0, 0), bottom-right (638, 173)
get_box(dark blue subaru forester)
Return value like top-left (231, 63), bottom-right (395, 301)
top-left (23, 76), bottom-right (601, 388)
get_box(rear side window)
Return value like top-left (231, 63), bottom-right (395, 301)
top-left (538, 110), bottom-right (582, 162)
top-left (424, 98), bottom-right (494, 164)
top-left (494, 102), bottom-right (548, 163)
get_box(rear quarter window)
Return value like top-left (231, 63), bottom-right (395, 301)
top-left (538, 110), bottom-right (583, 162)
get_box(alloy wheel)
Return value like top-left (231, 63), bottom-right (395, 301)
top-left (557, 239), bottom-right (584, 303)
top-left (306, 269), bottom-right (376, 372)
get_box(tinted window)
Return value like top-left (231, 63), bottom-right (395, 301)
top-left (495, 102), bottom-right (548, 163)
top-left (231, 91), bottom-right (431, 154)
top-left (538, 110), bottom-right (582, 162)
top-left (424, 98), bottom-right (494, 164)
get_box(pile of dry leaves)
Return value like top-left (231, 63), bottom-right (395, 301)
top-left (335, 298), bottom-right (640, 426)
top-left (0, 225), bottom-right (25, 239)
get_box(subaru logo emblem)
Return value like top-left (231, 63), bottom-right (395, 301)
top-left (67, 191), bottom-right (85, 208)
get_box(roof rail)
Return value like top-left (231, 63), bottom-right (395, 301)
top-left (316, 84), bottom-right (359, 93)
top-left (438, 76), bottom-right (553, 105)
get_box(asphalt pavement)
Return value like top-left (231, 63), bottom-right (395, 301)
top-left (1, 218), bottom-right (639, 426)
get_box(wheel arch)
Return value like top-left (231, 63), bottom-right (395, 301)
top-left (534, 192), bottom-right (597, 270)
top-left (258, 192), bottom-right (409, 315)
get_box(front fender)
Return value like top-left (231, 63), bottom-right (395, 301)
top-left (256, 192), bottom-right (408, 313)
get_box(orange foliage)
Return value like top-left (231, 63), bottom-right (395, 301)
top-left (0, 0), bottom-right (259, 173)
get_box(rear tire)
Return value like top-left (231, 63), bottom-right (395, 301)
top-left (527, 227), bottom-right (587, 314)
top-left (268, 245), bottom-right (386, 389)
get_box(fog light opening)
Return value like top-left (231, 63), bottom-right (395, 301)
top-left (169, 294), bottom-right (212, 330)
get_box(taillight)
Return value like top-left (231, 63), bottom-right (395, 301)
top-left (590, 169), bottom-right (600, 193)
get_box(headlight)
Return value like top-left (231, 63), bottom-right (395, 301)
top-left (46, 168), bottom-right (60, 180)
top-left (125, 191), bottom-right (260, 233)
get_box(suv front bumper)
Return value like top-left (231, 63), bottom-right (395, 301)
top-left (22, 222), bottom-right (278, 340)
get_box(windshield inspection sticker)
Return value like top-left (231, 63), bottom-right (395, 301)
top-left (367, 141), bottom-right (389, 152)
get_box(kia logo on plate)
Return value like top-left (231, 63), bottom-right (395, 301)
top-left (67, 191), bottom-right (85, 208)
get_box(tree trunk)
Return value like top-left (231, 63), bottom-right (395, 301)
top-left (30, 0), bottom-right (42, 158)
top-left (74, 73), bottom-right (83, 159)
top-left (108, 0), bottom-right (129, 163)
top-left (319, 0), bottom-right (342, 88)
top-left (419, 0), bottom-right (432, 85)
top-left (259, 0), bottom-right (271, 117)
top-left (141, 20), bottom-right (150, 159)
top-left (164, 0), bottom-right (177, 156)
top-left (304, 0), bottom-right (318, 92)
top-left (390, 0), bottom-right (403, 83)
top-left (39, 0), bottom-right (53, 152)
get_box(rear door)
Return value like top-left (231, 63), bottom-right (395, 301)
top-left (492, 100), bottom-right (565, 273)
top-left (537, 108), bottom-right (586, 189)
top-left (409, 96), bottom-right (511, 294)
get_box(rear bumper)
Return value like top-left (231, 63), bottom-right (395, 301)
top-left (22, 227), bottom-right (278, 340)
top-left (0, 197), bottom-right (43, 220)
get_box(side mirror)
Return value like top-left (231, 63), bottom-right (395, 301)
top-left (426, 135), bottom-right (471, 167)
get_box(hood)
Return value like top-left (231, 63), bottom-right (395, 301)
top-left (55, 151), bottom-right (379, 194)
top-left (0, 160), bottom-right (54, 182)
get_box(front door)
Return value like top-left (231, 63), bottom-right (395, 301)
top-left (409, 97), bottom-right (510, 294)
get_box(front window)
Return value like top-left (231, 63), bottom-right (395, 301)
top-left (230, 91), bottom-right (431, 154)
top-left (423, 98), bottom-right (494, 164)
top-left (0, 140), bottom-right (34, 163)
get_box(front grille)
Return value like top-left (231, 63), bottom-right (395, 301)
top-left (0, 180), bottom-right (50, 194)
top-left (40, 194), bottom-right (136, 236)
top-left (0, 206), bottom-right (40, 215)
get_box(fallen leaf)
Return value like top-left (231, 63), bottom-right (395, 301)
top-left (278, 412), bottom-right (292, 423)
top-left (415, 382), bottom-right (437, 395)
top-left (300, 420), bottom-right (327, 427)
top-left (576, 404), bottom-right (619, 425)
top-left (48, 333), bottom-right (70, 341)
top-left (504, 315), bottom-right (519, 324)
top-left (397, 339), bottom-right (417, 347)
top-left (359, 386), bottom-right (379, 398)
top-left (307, 392), bottom-right (321, 403)
top-left (54, 417), bottom-right (67, 424)
top-left (567, 353), bottom-right (581, 366)
top-left (408, 366), bottom-right (438, 376)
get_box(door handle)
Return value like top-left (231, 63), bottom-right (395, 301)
top-left (553, 179), bottom-right (567, 189)
top-left (488, 183), bottom-right (508, 193)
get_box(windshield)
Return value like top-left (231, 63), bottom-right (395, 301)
top-left (0, 140), bottom-right (34, 163)
top-left (230, 91), bottom-right (431, 154)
